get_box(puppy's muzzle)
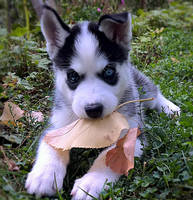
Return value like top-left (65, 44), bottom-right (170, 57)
top-left (85, 103), bottom-right (103, 118)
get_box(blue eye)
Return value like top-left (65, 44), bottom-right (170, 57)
top-left (104, 67), bottom-right (115, 77)
top-left (67, 70), bottom-right (80, 83)
top-left (98, 64), bottom-right (118, 85)
top-left (67, 69), bottom-right (81, 90)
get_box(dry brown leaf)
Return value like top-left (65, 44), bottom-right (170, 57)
top-left (123, 128), bottom-right (141, 161)
top-left (44, 111), bottom-right (129, 150)
top-left (0, 101), bottom-right (44, 126)
top-left (29, 111), bottom-right (44, 122)
top-left (155, 27), bottom-right (164, 34)
top-left (171, 57), bottom-right (180, 63)
top-left (6, 159), bottom-right (20, 171)
top-left (0, 146), bottom-right (19, 171)
top-left (106, 128), bottom-right (141, 175)
top-left (106, 135), bottom-right (130, 175)
top-left (0, 101), bottom-right (24, 126)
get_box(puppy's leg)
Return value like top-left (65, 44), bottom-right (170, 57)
top-left (25, 139), bottom-right (69, 197)
top-left (131, 66), bottom-right (180, 116)
top-left (71, 139), bottom-right (143, 200)
top-left (71, 147), bottom-right (119, 200)
top-left (26, 103), bottom-right (76, 196)
top-left (155, 93), bottom-right (181, 116)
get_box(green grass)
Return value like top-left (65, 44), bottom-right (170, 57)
top-left (0, 1), bottom-right (193, 200)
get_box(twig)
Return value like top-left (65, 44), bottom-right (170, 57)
top-left (5, 0), bottom-right (11, 33)
top-left (115, 97), bottom-right (154, 111)
top-left (23, 0), bottom-right (30, 39)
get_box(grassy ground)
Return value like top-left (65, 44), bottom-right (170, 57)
top-left (0, 1), bottom-right (193, 199)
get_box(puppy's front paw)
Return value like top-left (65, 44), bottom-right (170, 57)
top-left (162, 100), bottom-right (181, 117)
top-left (157, 94), bottom-right (181, 117)
top-left (71, 171), bottom-right (118, 200)
top-left (25, 165), bottom-right (66, 197)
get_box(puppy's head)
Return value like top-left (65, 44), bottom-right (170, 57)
top-left (41, 6), bottom-right (132, 119)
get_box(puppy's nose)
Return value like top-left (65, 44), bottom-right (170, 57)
top-left (85, 103), bottom-right (103, 118)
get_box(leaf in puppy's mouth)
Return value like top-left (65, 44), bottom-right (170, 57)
top-left (44, 111), bottom-right (129, 149)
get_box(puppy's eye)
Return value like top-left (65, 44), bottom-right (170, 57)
top-left (67, 70), bottom-right (80, 83)
top-left (103, 67), bottom-right (116, 79)
top-left (67, 69), bottom-right (81, 90)
top-left (98, 64), bottom-right (118, 85)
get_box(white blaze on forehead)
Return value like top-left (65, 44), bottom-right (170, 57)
top-left (71, 22), bottom-right (107, 74)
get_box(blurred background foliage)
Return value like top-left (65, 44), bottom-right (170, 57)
top-left (0, 0), bottom-right (192, 83)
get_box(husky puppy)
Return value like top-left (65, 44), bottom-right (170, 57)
top-left (25, 5), bottom-right (180, 199)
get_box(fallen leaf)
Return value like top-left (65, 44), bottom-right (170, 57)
top-left (106, 136), bottom-right (130, 175)
top-left (171, 57), bottom-right (180, 63)
top-left (155, 27), bottom-right (164, 34)
top-left (0, 101), bottom-right (44, 126)
top-left (0, 101), bottom-right (24, 126)
top-left (0, 133), bottom-right (22, 144)
top-left (6, 159), bottom-right (20, 171)
top-left (106, 128), bottom-right (140, 175)
top-left (123, 128), bottom-right (141, 161)
top-left (44, 111), bottom-right (129, 150)
top-left (29, 111), bottom-right (44, 122)
top-left (0, 146), bottom-right (19, 171)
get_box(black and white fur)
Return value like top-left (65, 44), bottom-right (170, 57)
top-left (25, 6), bottom-right (180, 199)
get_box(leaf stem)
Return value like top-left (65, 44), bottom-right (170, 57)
top-left (115, 97), bottom-right (154, 111)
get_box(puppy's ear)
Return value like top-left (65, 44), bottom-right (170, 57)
top-left (98, 12), bottom-right (132, 50)
top-left (41, 5), bottom-right (70, 59)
